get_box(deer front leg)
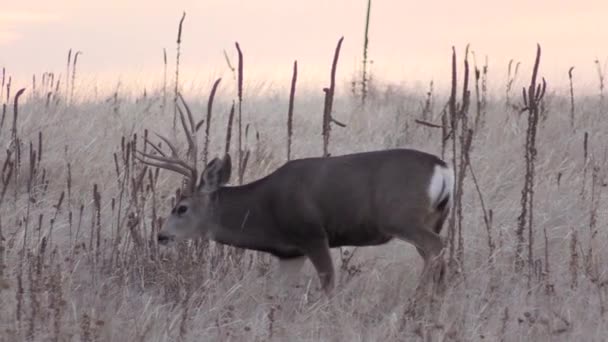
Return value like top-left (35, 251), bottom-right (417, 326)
top-left (304, 239), bottom-right (335, 294)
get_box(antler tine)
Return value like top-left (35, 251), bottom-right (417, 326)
top-left (153, 133), bottom-right (180, 157)
top-left (144, 137), bottom-right (167, 157)
top-left (134, 152), bottom-right (193, 180)
top-left (137, 151), bottom-right (197, 176)
top-left (177, 106), bottom-right (197, 155)
top-left (178, 93), bottom-right (195, 134)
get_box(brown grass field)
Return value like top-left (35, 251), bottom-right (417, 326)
top-left (0, 46), bottom-right (607, 341)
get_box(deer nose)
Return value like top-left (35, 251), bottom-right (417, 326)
top-left (157, 233), bottom-right (172, 244)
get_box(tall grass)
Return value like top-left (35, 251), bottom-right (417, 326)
top-left (0, 39), bottom-right (607, 341)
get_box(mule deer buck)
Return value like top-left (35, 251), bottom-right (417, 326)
top-left (138, 112), bottom-right (453, 294)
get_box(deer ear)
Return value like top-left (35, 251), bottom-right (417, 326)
top-left (198, 154), bottom-right (231, 193)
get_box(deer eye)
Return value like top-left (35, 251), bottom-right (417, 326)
top-left (176, 205), bottom-right (188, 215)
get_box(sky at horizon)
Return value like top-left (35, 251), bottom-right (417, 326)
top-left (1, 0), bottom-right (608, 94)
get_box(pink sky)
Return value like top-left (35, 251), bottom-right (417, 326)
top-left (1, 0), bottom-right (607, 92)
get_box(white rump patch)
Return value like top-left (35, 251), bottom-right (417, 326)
top-left (428, 165), bottom-right (455, 208)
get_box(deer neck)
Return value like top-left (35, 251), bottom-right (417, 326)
top-left (208, 183), bottom-right (276, 252)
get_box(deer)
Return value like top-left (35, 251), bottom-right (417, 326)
top-left (137, 110), bottom-right (454, 295)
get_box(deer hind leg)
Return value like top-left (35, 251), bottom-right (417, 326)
top-left (389, 221), bottom-right (445, 290)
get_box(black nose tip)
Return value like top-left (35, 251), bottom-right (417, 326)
top-left (158, 234), bottom-right (170, 244)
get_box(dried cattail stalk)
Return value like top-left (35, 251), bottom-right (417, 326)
top-left (516, 44), bottom-right (546, 276)
top-left (91, 184), bottom-right (101, 263)
top-left (322, 37), bottom-right (346, 157)
top-left (447, 47), bottom-right (458, 263)
top-left (162, 48), bottom-right (168, 115)
top-left (0, 67), bottom-right (5, 101)
top-left (455, 45), bottom-right (472, 265)
top-left (568, 66), bottom-right (575, 128)
top-left (49, 262), bottom-right (64, 342)
top-left (481, 56), bottom-right (488, 117)
top-left (53, 77), bottom-right (61, 104)
top-left (80, 313), bottom-right (92, 342)
top-left (361, 0), bottom-right (372, 105)
top-left (52, 191), bottom-right (65, 222)
top-left (32, 74), bottom-right (37, 97)
top-left (421, 81), bottom-right (433, 121)
top-left (594, 59), bottom-right (605, 116)
top-left (506, 59), bottom-right (520, 109)
top-left (0, 218), bottom-right (4, 280)
top-left (440, 105), bottom-right (448, 160)
top-left (70, 51), bottom-right (82, 105)
top-left (16, 267), bottom-right (24, 327)
top-left (225, 102), bottom-right (235, 156)
top-left (586, 164), bottom-right (602, 276)
top-left (173, 12), bottom-right (186, 130)
top-left (235, 42), bottom-right (244, 182)
top-left (267, 304), bottom-right (278, 339)
top-left (542, 227), bottom-right (552, 292)
top-left (581, 132), bottom-right (589, 198)
top-left (568, 229), bottom-right (579, 289)
top-left (6, 76), bottom-right (11, 104)
top-left (11, 88), bottom-right (26, 143)
top-left (287, 60), bottom-right (298, 161)
top-left (0, 152), bottom-right (14, 207)
top-left (472, 51), bottom-right (485, 131)
top-left (238, 150), bottom-right (250, 185)
top-left (48, 72), bottom-right (55, 93)
top-left (65, 49), bottom-right (72, 99)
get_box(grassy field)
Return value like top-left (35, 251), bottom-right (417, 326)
top-left (0, 52), bottom-right (607, 342)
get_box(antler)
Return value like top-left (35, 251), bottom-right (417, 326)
top-left (135, 94), bottom-right (199, 193)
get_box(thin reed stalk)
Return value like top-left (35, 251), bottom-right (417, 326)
top-left (506, 59), bottom-right (520, 110)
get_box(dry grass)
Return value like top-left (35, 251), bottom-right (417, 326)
top-left (0, 61), bottom-right (607, 342)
